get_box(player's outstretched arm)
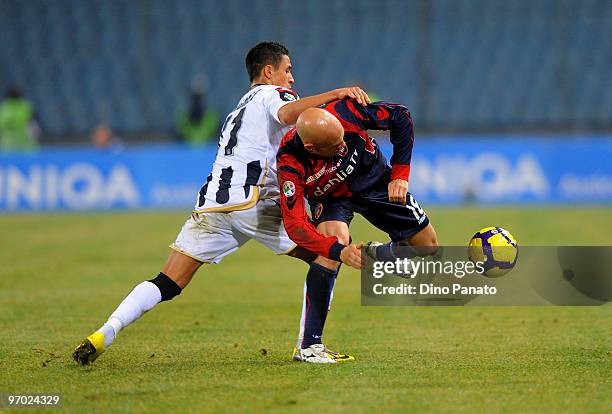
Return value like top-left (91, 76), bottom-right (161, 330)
top-left (277, 87), bottom-right (371, 125)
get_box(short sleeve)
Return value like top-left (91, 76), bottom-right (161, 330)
top-left (262, 87), bottom-right (299, 125)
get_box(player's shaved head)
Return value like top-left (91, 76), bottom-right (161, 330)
top-left (297, 108), bottom-right (344, 148)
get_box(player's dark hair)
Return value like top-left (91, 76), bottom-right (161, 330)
top-left (245, 42), bottom-right (289, 82)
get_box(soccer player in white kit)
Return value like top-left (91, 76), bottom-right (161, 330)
top-left (73, 42), bottom-right (369, 365)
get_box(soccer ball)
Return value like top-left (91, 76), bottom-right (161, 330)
top-left (468, 226), bottom-right (518, 277)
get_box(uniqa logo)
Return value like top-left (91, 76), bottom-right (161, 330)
top-left (409, 153), bottom-right (550, 200)
top-left (0, 163), bottom-right (140, 210)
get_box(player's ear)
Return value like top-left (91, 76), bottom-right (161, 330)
top-left (263, 64), bottom-right (274, 80)
top-left (303, 142), bottom-right (315, 153)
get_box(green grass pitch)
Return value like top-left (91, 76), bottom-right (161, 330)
top-left (1, 207), bottom-right (611, 413)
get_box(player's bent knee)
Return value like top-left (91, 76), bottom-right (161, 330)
top-left (406, 224), bottom-right (439, 257)
top-left (314, 255), bottom-right (341, 271)
top-left (316, 221), bottom-right (350, 246)
top-left (423, 229), bottom-right (439, 248)
top-left (149, 272), bottom-right (182, 302)
top-left (335, 234), bottom-right (350, 246)
top-left (426, 226), bottom-right (439, 249)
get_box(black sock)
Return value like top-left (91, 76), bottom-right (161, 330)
top-left (148, 272), bottom-right (182, 301)
top-left (301, 263), bottom-right (336, 349)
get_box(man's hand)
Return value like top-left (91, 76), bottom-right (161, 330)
top-left (332, 87), bottom-right (371, 106)
top-left (340, 242), bottom-right (364, 269)
top-left (388, 179), bottom-right (409, 205)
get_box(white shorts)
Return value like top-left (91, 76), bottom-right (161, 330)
top-left (170, 198), bottom-right (297, 264)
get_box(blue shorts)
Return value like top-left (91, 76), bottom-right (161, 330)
top-left (309, 176), bottom-right (430, 242)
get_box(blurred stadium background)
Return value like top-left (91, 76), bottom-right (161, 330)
top-left (0, 0), bottom-right (610, 208)
top-left (0, 0), bottom-right (612, 211)
top-left (2, 0), bottom-right (612, 137)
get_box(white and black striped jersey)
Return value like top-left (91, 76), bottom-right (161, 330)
top-left (194, 84), bottom-right (299, 212)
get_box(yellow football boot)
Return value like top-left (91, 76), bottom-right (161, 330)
top-left (323, 346), bottom-right (355, 362)
top-left (292, 346), bottom-right (355, 363)
top-left (73, 332), bottom-right (105, 365)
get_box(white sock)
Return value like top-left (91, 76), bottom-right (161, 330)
top-left (328, 276), bottom-right (336, 311)
top-left (296, 280), bottom-right (307, 350)
top-left (97, 281), bottom-right (162, 348)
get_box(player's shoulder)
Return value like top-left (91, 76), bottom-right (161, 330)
top-left (252, 84), bottom-right (299, 103)
top-left (274, 86), bottom-right (299, 102)
top-left (233, 85), bottom-right (296, 116)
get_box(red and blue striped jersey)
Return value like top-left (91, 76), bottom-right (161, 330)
top-left (276, 98), bottom-right (415, 260)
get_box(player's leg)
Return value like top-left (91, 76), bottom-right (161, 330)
top-left (300, 221), bottom-right (347, 340)
top-left (73, 212), bottom-right (243, 365)
top-left (296, 199), bottom-right (358, 362)
top-left (161, 249), bottom-right (204, 288)
top-left (293, 220), bottom-right (353, 363)
top-left (99, 250), bottom-right (203, 345)
top-left (354, 180), bottom-right (436, 261)
top-left (235, 199), bottom-right (354, 363)
top-left (368, 222), bottom-right (440, 264)
top-left (405, 222), bottom-right (439, 253)
top-left (286, 246), bottom-right (317, 263)
top-left (72, 251), bottom-right (203, 365)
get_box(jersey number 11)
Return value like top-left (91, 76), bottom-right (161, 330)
top-left (222, 107), bottom-right (246, 156)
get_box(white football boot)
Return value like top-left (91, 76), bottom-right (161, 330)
top-left (293, 344), bottom-right (336, 364)
top-left (363, 241), bottom-right (383, 269)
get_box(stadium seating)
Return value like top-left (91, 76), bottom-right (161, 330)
top-left (0, 0), bottom-right (610, 137)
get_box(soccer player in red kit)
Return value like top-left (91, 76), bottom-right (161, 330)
top-left (277, 99), bottom-right (438, 363)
